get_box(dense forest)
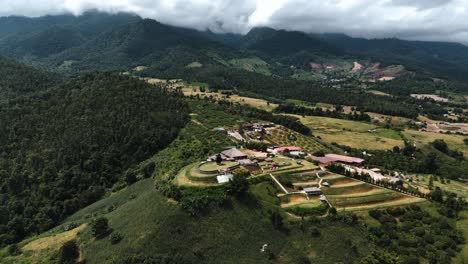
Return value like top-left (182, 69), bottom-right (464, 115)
top-left (0, 56), bottom-right (57, 100)
top-left (0, 73), bottom-right (189, 245)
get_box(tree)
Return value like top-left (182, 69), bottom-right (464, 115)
top-left (431, 139), bottom-right (448, 154)
top-left (227, 176), bottom-right (249, 195)
top-left (91, 217), bottom-right (109, 238)
top-left (428, 176), bottom-right (434, 190)
top-left (58, 240), bottom-right (79, 264)
top-left (313, 150), bottom-right (325, 157)
top-left (125, 170), bottom-right (137, 185)
top-left (232, 167), bottom-right (250, 178)
top-left (431, 187), bottom-right (444, 203)
top-left (270, 212), bottom-right (284, 230)
top-left (215, 154), bottom-right (223, 165)
top-left (421, 153), bottom-right (438, 173)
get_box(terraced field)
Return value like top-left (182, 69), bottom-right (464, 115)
top-left (322, 174), bottom-right (425, 211)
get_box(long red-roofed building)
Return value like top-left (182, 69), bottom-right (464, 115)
top-left (309, 154), bottom-right (364, 166)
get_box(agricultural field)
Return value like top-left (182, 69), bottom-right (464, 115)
top-left (403, 129), bottom-right (468, 156)
top-left (228, 57), bottom-right (271, 76)
top-left (265, 127), bottom-right (330, 153)
top-left (321, 175), bottom-right (424, 211)
top-left (297, 115), bottom-right (404, 150)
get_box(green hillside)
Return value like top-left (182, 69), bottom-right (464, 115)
top-left (0, 73), bottom-right (189, 246)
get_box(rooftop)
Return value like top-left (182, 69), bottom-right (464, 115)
top-left (310, 154), bottom-right (364, 164)
top-left (221, 148), bottom-right (247, 158)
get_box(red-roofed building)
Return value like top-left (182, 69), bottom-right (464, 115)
top-left (269, 146), bottom-right (302, 154)
top-left (309, 154), bottom-right (364, 166)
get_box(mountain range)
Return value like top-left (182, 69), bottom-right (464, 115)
top-left (0, 11), bottom-right (468, 83)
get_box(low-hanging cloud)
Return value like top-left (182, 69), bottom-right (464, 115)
top-left (0, 0), bottom-right (467, 43)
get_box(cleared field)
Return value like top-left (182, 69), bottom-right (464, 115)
top-left (403, 129), bottom-right (468, 156)
top-left (182, 87), bottom-right (278, 112)
top-left (228, 58), bottom-right (271, 75)
top-left (367, 90), bottom-right (392, 97)
top-left (328, 192), bottom-right (406, 208)
top-left (22, 224), bottom-right (86, 251)
top-left (336, 197), bottom-right (426, 211)
top-left (266, 127), bottom-right (329, 153)
top-left (299, 115), bottom-right (376, 132)
top-left (366, 112), bottom-right (411, 128)
top-left (323, 182), bottom-right (380, 195)
top-left (186, 61), bottom-right (203, 68)
top-left (281, 196), bottom-right (322, 208)
top-left (297, 115), bottom-right (404, 150)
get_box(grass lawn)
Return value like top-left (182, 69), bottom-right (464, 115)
top-left (296, 115), bottom-right (404, 150)
top-left (199, 161), bottom-right (238, 171)
top-left (314, 131), bottom-right (403, 150)
top-left (175, 164), bottom-right (219, 186)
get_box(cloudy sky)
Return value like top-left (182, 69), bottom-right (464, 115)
top-left (1, 0), bottom-right (467, 43)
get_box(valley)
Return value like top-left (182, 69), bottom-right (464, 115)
top-left (0, 10), bottom-right (466, 264)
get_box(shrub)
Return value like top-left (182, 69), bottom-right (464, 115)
top-left (369, 209), bottom-right (382, 219)
top-left (110, 232), bottom-right (123, 244)
top-left (58, 240), bottom-right (79, 264)
top-left (270, 212), bottom-right (284, 230)
top-left (310, 227), bottom-right (321, 237)
top-left (91, 217), bottom-right (110, 238)
top-left (7, 244), bottom-right (21, 256)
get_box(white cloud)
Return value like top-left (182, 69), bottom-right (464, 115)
top-left (0, 0), bottom-right (467, 43)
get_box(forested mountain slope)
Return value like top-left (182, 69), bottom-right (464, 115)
top-left (0, 11), bottom-right (140, 60)
top-left (0, 56), bottom-right (57, 99)
top-left (0, 73), bottom-right (189, 246)
top-left (41, 19), bottom-right (239, 73)
top-left (319, 33), bottom-right (468, 81)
